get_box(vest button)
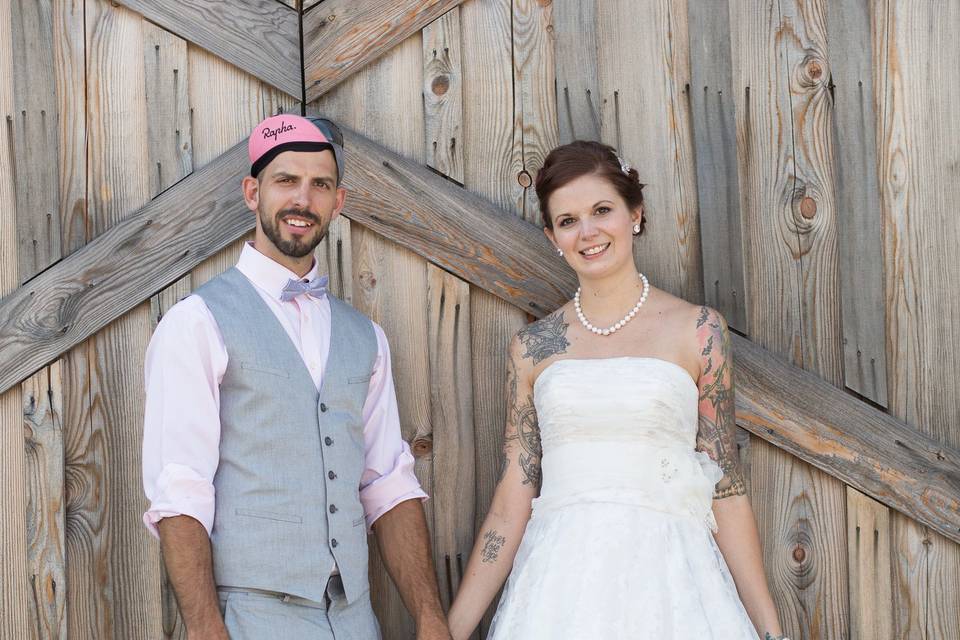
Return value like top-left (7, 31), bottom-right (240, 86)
top-left (324, 436), bottom-right (333, 446)
top-left (320, 403), bottom-right (328, 412)
top-left (328, 470), bottom-right (337, 480)
top-left (329, 504), bottom-right (338, 514)
top-left (331, 538), bottom-right (338, 548)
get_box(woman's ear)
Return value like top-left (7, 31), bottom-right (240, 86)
top-left (544, 226), bottom-right (558, 251)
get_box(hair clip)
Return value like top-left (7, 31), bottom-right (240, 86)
top-left (616, 154), bottom-right (632, 176)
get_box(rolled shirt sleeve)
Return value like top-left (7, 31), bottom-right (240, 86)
top-left (358, 323), bottom-right (428, 530)
top-left (142, 296), bottom-right (226, 538)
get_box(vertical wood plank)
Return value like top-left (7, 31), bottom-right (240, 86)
top-left (0, 3), bottom-right (33, 636)
top-left (23, 364), bottom-right (67, 639)
top-left (314, 34), bottom-right (433, 639)
top-left (422, 9), bottom-right (464, 183)
top-left (421, 10), bottom-right (477, 623)
top-left (847, 488), bottom-right (893, 640)
top-left (879, 1), bottom-right (960, 637)
top-left (8, 2), bottom-right (71, 636)
top-left (827, 0), bottom-right (888, 407)
top-left (511, 0), bottom-right (559, 224)
top-left (10, 0), bottom-right (62, 280)
top-left (77, 3), bottom-right (162, 637)
top-left (427, 267), bottom-right (475, 611)
top-left (596, 0), bottom-right (703, 301)
top-left (54, 0), bottom-right (87, 257)
top-left (460, 1), bottom-right (531, 633)
top-left (731, 1), bottom-right (848, 637)
top-left (143, 23), bottom-right (194, 640)
top-left (553, 0), bottom-right (600, 144)
top-left (143, 22), bottom-right (193, 197)
top-left (687, 0), bottom-right (748, 332)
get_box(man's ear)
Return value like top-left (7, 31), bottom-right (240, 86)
top-left (242, 175), bottom-right (260, 212)
top-left (331, 186), bottom-right (347, 220)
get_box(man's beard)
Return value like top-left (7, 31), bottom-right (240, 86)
top-left (260, 207), bottom-right (327, 258)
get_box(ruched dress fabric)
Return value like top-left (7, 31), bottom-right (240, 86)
top-left (487, 357), bottom-right (759, 640)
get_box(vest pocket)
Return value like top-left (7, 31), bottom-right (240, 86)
top-left (347, 373), bottom-right (372, 384)
top-left (235, 507), bottom-right (302, 524)
top-left (240, 362), bottom-right (290, 378)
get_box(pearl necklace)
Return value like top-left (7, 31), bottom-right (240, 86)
top-left (574, 273), bottom-right (650, 336)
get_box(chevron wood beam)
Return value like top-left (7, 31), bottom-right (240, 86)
top-left (303, 0), bottom-right (466, 102)
top-left (0, 126), bottom-right (955, 544)
top-left (115, 0), bottom-right (301, 98)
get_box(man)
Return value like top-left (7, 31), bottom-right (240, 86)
top-left (142, 114), bottom-right (450, 639)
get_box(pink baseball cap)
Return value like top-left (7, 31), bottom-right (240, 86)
top-left (248, 113), bottom-right (344, 183)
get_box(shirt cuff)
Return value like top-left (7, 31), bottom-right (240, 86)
top-left (142, 463), bottom-right (216, 539)
top-left (360, 454), bottom-right (428, 532)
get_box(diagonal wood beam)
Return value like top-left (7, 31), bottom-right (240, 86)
top-left (0, 142), bottom-right (252, 395)
top-left (0, 127), bottom-right (956, 545)
top-left (115, 0), bottom-right (302, 98)
top-left (303, 0), bottom-right (466, 102)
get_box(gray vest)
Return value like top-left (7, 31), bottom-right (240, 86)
top-left (195, 267), bottom-right (377, 605)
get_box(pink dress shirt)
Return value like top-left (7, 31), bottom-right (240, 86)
top-left (142, 243), bottom-right (427, 539)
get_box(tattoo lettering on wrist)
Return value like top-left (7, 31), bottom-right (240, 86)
top-left (480, 530), bottom-right (506, 563)
top-left (764, 634), bottom-right (789, 640)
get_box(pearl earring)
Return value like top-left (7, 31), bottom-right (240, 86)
top-left (632, 223), bottom-right (641, 235)
top-left (557, 248), bottom-right (563, 257)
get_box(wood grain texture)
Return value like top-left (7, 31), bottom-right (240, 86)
top-left (313, 34), bottom-right (432, 638)
top-left (143, 22), bottom-right (192, 198)
top-left (303, 0), bottom-right (465, 102)
top-left (74, 3), bottom-right (162, 636)
top-left (596, 0), bottom-right (703, 301)
top-left (114, 0), bottom-right (300, 98)
top-left (54, 0), bottom-right (87, 256)
top-left (827, 0), bottom-right (888, 407)
top-left (553, 0), bottom-right (601, 144)
top-left (11, 0), bottom-right (62, 280)
top-left (23, 363), bottom-right (67, 639)
top-left (847, 488), bottom-right (893, 640)
top-left (427, 266), bottom-right (475, 610)
top-left (732, 2), bottom-right (847, 636)
top-left (511, 0), bottom-right (558, 224)
top-left (687, 0), bottom-right (748, 332)
top-left (460, 2), bottom-right (531, 632)
top-left (0, 4), bottom-right (34, 636)
top-left (422, 9), bottom-right (464, 182)
top-left (878, 1), bottom-right (960, 636)
top-left (733, 332), bottom-right (960, 546)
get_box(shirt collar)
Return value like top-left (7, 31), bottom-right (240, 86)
top-left (236, 242), bottom-right (319, 302)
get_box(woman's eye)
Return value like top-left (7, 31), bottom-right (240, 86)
top-left (558, 218), bottom-right (574, 226)
top-left (596, 206), bottom-right (611, 214)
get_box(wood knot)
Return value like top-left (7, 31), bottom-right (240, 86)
top-left (431, 75), bottom-right (450, 96)
top-left (358, 270), bottom-right (377, 290)
top-left (799, 196), bottom-right (817, 219)
top-left (792, 545), bottom-right (806, 563)
top-left (806, 60), bottom-right (823, 80)
top-left (517, 170), bottom-right (533, 188)
top-left (412, 437), bottom-right (433, 457)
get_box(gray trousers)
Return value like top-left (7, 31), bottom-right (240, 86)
top-left (217, 575), bottom-right (381, 640)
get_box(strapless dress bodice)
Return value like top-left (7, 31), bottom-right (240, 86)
top-left (531, 357), bottom-right (722, 530)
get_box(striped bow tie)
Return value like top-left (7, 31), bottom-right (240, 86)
top-left (280, 275), bottom-right (329, 302)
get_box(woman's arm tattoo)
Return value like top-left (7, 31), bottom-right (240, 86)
top-left (696, 307), bottom-right (746, 499)
top-left (480, 529), bottom-right (507, 563)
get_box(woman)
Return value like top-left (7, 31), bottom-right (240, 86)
top-left (448, 141), bottom-right (786, 639)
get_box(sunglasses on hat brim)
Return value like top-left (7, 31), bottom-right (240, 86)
top-left (308, 117), bottom-right (344, 148)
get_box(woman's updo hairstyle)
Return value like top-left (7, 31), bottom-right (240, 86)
top-left (535, 140), bottom-right (646, 234)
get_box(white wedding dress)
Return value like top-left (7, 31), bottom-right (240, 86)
top-left (487, 357), bottom-right (759, 639)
